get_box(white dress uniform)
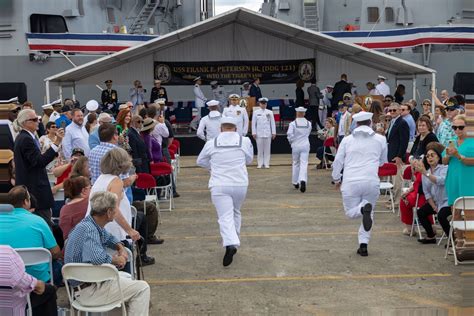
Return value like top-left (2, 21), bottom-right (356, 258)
top-left (375, 80), bottom-right (390, 97)
top-left (191, 83), bottom-right (207, 129)
top-left (197, 110), bottom-right (222, 141)
top-left (196, 129), bottom-right (254, 248)
top-left (332, 116), bottom-right (388, 247)
top-left (251, 107), bottom-right (276, 168)
top-left (223, 105), bottom-right (249, 136)
top-left (287, 116), bottom-right (312, 186)
top-left (212, 85), bottom-right (228, 112)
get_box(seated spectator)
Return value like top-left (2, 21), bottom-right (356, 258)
top-left (52, 147), bottom-right (85, 186)
top-left (0, 245), bottom-right (58, 316)
top-left (64, 191), bottom-right (150, 315)
top-left (399, 166), bottom-right (427, 235)
top-left (0, 186), bottom-right (62, 284)
top-left (315, 118), bottom-right (336, 169)
top-left (409, 116), bottom-right (438, 160)
top-left (69, 156), bottom-right (91, 179)
top-left (59, 176), bottom-right (91, 240)
top-left (141, 118), bottom-right (163, 163)
top-left (415, 147), bottom-right (450, 243)
top-left (132, 200), bottom-right (163, 244)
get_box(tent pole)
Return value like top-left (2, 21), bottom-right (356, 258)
top-left (45, 80), bottom-right (50, 104)
top-left (72, 82), bottom-right (76, 101)
top-left (431, 72), bottom-right (436, 114)
top-left (59, 85), bottom-right (63, 105)
top-left (412, 75), bottom-right (416, 102)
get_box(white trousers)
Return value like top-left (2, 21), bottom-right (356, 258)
top-left (76, 277), bottom-right (150, 315)
top-left (341, 181), bottom-right (380, 245)
top-left (318, 108), bottom-right (327, 127)
top-left (291, 146), bottom-right (309, 184)
top-left (256, 137), bottom-right (272, 167)
top-left (211, 186), bottom-right (248, 247)
top-left (190, 107), bottom-right (202, 129)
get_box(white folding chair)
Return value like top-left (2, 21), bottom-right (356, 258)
top-left (445, 196), bottom-right (474, 265)
top-left (379, 182), bottom-right (395, 213)
top-left (130, 205), bottom-right (138, 230)
top-left (409, 192), bottom-right (423, 239)
top-left (62, 263), bottom-right (126, 316)
top-left (16, 248), bottom-right (53, 316)
top-left (106, 247), bottom-right (135, 280)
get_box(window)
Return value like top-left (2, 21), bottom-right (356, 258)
top-left (106, 7), bottom-right (116, 24)
top-left (30, 14), bottom-right (68, 33)
top-left (385, 7), bottom-right (395, 23)
top-left (367, 7), bottom-right (379, 23)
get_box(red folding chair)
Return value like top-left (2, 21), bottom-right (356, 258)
top-left (150, 162), bottom-right (174, 211)
top-left (377, 163), bottom-right (398, 213)
top-left (136, 173), bottom-right (161, 224)
top-left (322, 137), bottom-right (336, 169)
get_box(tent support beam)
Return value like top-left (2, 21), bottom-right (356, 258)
top-left (412, 75), bottom-right (417, 101)
top-left (45, 80), bottom-right (50, 104)
top-left (431, 72), bottom-right (436, 114)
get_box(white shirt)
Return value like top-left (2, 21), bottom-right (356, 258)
top-left (241, 89), bottom-right (250, 98)
top-left (196, 131), bottom-right (253, 188)
top-left (338, 111), bottom-right (351, 137)
top-left (197, 111), bottom-right (222, 141)
top-left (151, 121), bottom-right (169, 145)
top-left (223, 105), bottom-right (249, 136)
top-left (251, 108), bottom-right (276, 138)
top-left (332, 125), bottom-right (388, 184)
top-left (375, 81), bottom-right (390, 97)
top-left (287, 118), bottom-right (312, 148)
top-left (194, 84), bottom-right (207, 108)
top-left (62, 122), bottom-right (90, 159)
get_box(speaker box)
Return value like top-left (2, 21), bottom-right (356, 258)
top-left (453, 73), bottom-right (474, 95)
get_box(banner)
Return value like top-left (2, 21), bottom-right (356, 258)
top-left (153, 59), bottom-right (315, 85)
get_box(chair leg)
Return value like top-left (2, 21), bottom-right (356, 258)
top-left (389, 190), bottom-right (395, 214)
top-left (437, 232), bottom-right (446, 246)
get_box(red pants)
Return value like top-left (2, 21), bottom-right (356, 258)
top-left (399, 192), bottom-right (431, 225)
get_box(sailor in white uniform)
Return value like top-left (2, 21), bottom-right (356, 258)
top-left (210, 81), bottom-right (228, 112)
top-left (222, 94), bottom-right (249, 136)
top-left (190, 76), bottom-right (207, 130)
top-left (287, 107), bottom-right (312, 193)
top-left (332, 111), bottom-right (388, 257)
top-left (197, 100), bottom-right (222, 141)
top-left (375, 75), bottom-right (390, 97)
top-left (251, 97), bottom-right (276, 168)
top-left (196, 116), bottom-right (254, 266)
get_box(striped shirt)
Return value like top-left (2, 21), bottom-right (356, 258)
top-left (0, 245), bottom-right (37, 316)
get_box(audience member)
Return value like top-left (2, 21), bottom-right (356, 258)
top-left (307, 78), bottom-right (323, 129)
top-left (85, 112), bottom-right (97, 134)
top-left (410, 116), bottom-right (438, 159)
top-left (422, 99), bottom-right (434, 121)
top-left (59, 176), bottom-right (91, 240)
top-left (399, 166), bottom-right (426, 235)
top-left (407, 99), bottom-right (420, 122)
top-left (89, 123), bottom-right (120, 183)
top-left (436, 98), bottom-right (460, 147)
top-left (400, 103), bottom-right (416, 149)
top-left (129, 80), bottom-right (146, 109)
top-left (295, 79), bottom-right (305, 108)
top-left (394, 84), bottom-right (405, 103)
top-left (55, 105), bottom-right (72, 128)
top-left (128, 115), bottom-right (151, 173)
top-left (62, 108), bottom-right (90, 159)
top-left (116, 108), bottom-right (132, 135)
top-left (434, 105), bottom-right (447, 133)
top-left (316, 118), bottom-right (336, 169)
top-left (0, 245), bottom-right (58, 316)
top-left (69, 156), bottom-right (91, 179)
top-left (141, 118), bottom-right (163, 163)
top-left (52, 148), bottom-right (85, 186)
top-left (64, 191), bottom-right (150, 315)
top-left (41, 103), bottom-right (54, 126)
top-left (88, 112), bottom-right (112, 150)
top-left (336, 99), bottom-right (351, 144)
top-left (331, 74), bottom-right (351, 114)
top-left (39, 121), bottom-right (58, 153)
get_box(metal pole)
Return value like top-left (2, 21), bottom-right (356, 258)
top-left (431, 72), bottom-right (436, 114)
top-left (72, 82), bottom-right (76, 101)
top-left (59, 85), bottom-right (63, 104)
top-left (412, 75), bottom-right (416, 102)
top-left (45, 80), bottom-right (50, 103)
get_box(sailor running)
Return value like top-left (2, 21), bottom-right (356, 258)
top-left (223, 94), bottom-right (249, 136)
top-left (287, 107), bottom-right (312, 193)
top-left (197, 116), bottom-right (254, 266)
top-left (197, 100), bottom-right (222, 141)
top-left (251, 97), bottom-right (276, 168)
top-left (332, 112), bottom-right (388, 256)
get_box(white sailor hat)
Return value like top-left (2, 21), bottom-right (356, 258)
top-left (221, 116), bottom-right (237, 126)
top-left (228, 94), bottom-right (240, 99)
top-left (49, 111), bottom-right (61, 122)
top-left (86, 100), bottom-right (99, 112)
top-left (352, 111), bottom-right (373, 122)
top-left (258, 97), bottom-right (269, 102)
top-left (242, 82), bottom-right (250, 86)
top-left (326, 85), bottom-right (334, 88)
top-left (193, 76), bottom-right (201, 82)
top-left (156, 98), bottom-right (166, 105)
top-left (210, 81), bottom-right (218, 86)
top-left (377, 75), bottom-right (387, 80)
top-left (295, 107), bottom-right (307, 113)
top-left (207, 100), bottom-right (220, 107)
top-left (42, 104), bottom-right (53, 110)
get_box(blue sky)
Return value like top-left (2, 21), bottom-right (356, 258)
top-left (215, 0), bottom-right (261, 15)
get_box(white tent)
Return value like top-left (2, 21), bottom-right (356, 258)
top-left (45, 7), bottom-right (436, 103)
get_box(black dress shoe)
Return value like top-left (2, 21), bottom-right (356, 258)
top-left (173, 192), bottom-right (180, 198)
top-left (417, 238), bottom-right (436, 244)
top-left (300, 181), bottom-right (306, 193)
top-left (294, 183), bottom-right (299, 189)
top-left (357, 244), bottom-right (368, 257)
top-left (147, 237), bottom-right (165, 245)
top-left (361, 203), bottom-right (373, 232)
top-left (223, 246), bottom-right (237, 267)
top-left (140, 255), bottom-right (156, 266)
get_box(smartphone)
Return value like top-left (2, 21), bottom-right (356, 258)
top-left (60, 121), bottom-right (66, 128)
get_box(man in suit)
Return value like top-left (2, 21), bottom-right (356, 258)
top-left (386, 102), bottom-right (410, 205)
top-left (249, 78), bottom-right (262, 102)
top-left (331, 74), bottom-right (352, 116)
top-left (101, 79), bottom-right (118, 113)
top-left (129, 115), bottom-right (151, 174)
top-left (14, 109), bottom-right (64, 226)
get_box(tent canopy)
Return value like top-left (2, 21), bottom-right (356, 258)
top-left (45, 7), bottom-right (435, 85)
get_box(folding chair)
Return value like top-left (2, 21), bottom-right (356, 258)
top-left (130, 205), bottom-right (138, 230)
top-left (171, 139), bottom-right (181, 173)
top-left (135, 173), bottom-right (161, 224)
top-left (377, 163), bottom-right (397, 213)
top-left (446, 196), bottom-right (474, 265)
top-left (107, 247), bottom-right (135, 280)
top-left (322, 137), bottom-right (336, 169)
top-left (16, 248), bottom-right (53, 316)
top-left (150, 162), bottom-right (174, 211)
top-left (62, 263), bottom-right (126, 316)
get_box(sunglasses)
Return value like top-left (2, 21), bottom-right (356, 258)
top-left (50, 125), bottom-right (57, 129)
top-left (385, 119), bottom-right (392, 122)
top-left (422, 103), bottom-right (430, 106)
top-left (388, 109), bottom-right (398, 113)
top-left (401, 108), bottom-right (409, 111)
top-left (426, 153), bottom-right (437, 158)
top-left (26, 117), bottom-right (39, 123)
top-left (343, 98), bottom-right (351, 100)
top-left (384, 99), bottom-right (392, 102)
top-left (452, 125), bottom-right (465, 130)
